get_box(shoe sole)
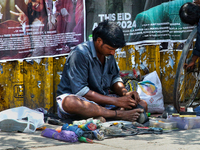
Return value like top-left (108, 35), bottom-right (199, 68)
top-left (0, 119), bottom-right (35, 132)
top-left (92, 130), bottom-right (104, 140)
top-left (137, 112), bottom-right (149, 124)
top-left (83, 130), bottom-right (104, 140)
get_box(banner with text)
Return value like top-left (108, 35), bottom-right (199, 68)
top-left (86, 0), bottom-right (194, 45)
top-left (0, 0), bottom-right (84, 61)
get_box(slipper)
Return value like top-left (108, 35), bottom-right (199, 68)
top-left (0, 119), bottom-right (35, 132)
top-left (82, 129), bottom-right (104, 140)
top-left (92, 129), bottom-right (104, 140)
top-left (103, 126), bottom-right (123, 135)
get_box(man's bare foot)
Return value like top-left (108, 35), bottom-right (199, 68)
top-left (115, 108), bottom-right (144, 122)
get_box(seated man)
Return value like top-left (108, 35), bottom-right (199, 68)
top-left (56, 20), bottom-right (147, 122)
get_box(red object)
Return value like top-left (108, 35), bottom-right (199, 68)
top-left (119, 72), bottom-right (129, 77)
top-left (133, 68), bottom-right (140, 78)
top-left (87, 123), bottom-right (97, 131)
top-left (137, 127), bottom-right (149, 129)
top-left (55, 127), bottom-right (62, 133)
top-left (85, 138), bottom-right (93, 143)
top-left (180, 106), bottom-right (185, 112)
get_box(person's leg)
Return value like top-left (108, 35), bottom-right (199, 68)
top-left (62, 95), bottom-right (144, 122)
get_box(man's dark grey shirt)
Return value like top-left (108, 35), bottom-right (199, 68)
top-left (57, 41), bottom-right (123, 97)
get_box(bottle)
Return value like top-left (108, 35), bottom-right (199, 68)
top-left (78, 136), bottom-right (93, 143)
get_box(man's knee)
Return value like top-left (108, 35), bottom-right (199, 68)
top-left (62, 95), bottom-right (79, 112)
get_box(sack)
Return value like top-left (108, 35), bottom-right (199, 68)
top-left (125, 79), bottom-right (138, 92)
top-left (0, 106), bottom-right (44, 132)
top-left (137, 71), bottom-right (164, 113)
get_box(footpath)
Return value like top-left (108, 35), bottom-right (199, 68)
top-left (1, 123), bottom-right (200, 150)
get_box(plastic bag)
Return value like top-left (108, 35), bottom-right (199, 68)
top-left (137, 71), bottom-right (164, 113)
top-left (0, 106), bottom-right (44, 132)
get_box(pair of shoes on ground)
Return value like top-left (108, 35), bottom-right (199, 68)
top-left (82, 129), bottom-right (104, 140)
top-left (0, 119), bottom-right (35, 132)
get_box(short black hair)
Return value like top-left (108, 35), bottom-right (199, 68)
top-left (92, 20), bottom-right (126, 48)
top-left (179, 2), bottom-right (200, 26)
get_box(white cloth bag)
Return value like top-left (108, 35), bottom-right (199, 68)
top-left (137, 71), bottom-right (164, 113)
top-left (0, 106), bottom-right (44, 132)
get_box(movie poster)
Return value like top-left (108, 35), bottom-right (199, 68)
top-left (0, 0), bottom-right (85, 61)
top-left (0, 0), bottom-right (196, 61)
top-left (86, 0), bottom-right (194, 45)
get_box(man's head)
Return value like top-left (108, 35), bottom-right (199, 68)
top-left (92, 20), bottom-right (126, 49)
top-left (179, 2), bottom-right (200, 26)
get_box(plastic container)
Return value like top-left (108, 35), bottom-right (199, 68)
top-left (149, 118), bottom-right (177, 130)
top-left (167, 116), bottom-right (200, 130)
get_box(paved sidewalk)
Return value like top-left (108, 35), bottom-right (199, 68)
top-left (0, 123), bottom-right (200, 150)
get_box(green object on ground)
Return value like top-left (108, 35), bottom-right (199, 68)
top-left (78, 136), bottom-right (93, 143)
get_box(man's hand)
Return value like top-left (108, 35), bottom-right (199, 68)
top-left (125, 91), bottom-right (141, 104)
top-left (184, 61), bottom-right (195, 71)
top-left (115, 95), bottom-right (137, 109)
top-left (184, 55), bottom-right (198, 71)
top-left (115, 91), bottom-right (141, 109)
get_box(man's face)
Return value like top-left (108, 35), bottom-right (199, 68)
top-left (31, 0), bottom-right (44, 12)
top-left (96, 38), bottom-right (117, 56)
top-left (101, 44), bottom-right (117, 56)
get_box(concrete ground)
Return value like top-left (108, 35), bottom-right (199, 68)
top-left (0, 123), bottom-right (200, 150)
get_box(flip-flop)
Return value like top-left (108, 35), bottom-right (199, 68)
top-left (82, 129), bottom-right (104, 140)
